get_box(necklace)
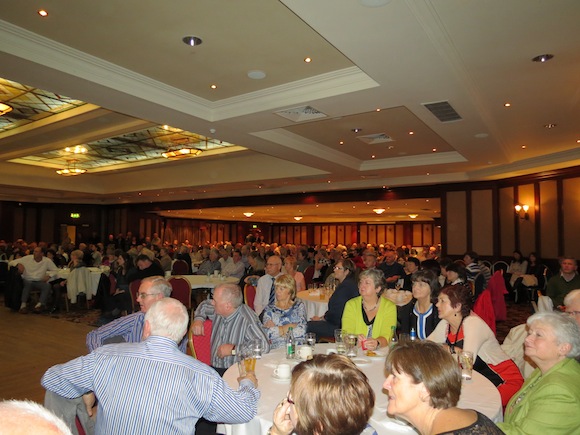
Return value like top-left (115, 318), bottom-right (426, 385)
top-left (363, 299), bottom-right (379, 311)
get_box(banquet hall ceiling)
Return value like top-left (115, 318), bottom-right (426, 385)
top-left (0, 0), bottom-right (579, 223)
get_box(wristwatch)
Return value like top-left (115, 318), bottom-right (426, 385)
top-left (231, 345), bottom-right (236, 356)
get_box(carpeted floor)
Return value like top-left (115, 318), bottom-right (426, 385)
top-left (496, 300), bottom-right (534, 343)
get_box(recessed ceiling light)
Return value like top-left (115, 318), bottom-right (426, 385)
top-left (243, 212), bottom-right (254, 218)
top-left (371, 155), bottom-right (376, 159)
top-left (474, 133), bottom-right (489, 139)
top-left (38, 9), bottom-right (48, 17)
top-left (248, 70), bottom-right (266, 80)
top-left (373, 208), bottom-right (386, 215)
top-left (432, 148), bottom-right (437, 152)
top-left (304, 57), bottom-right (312, 63)
top-left (210, 84), bottom-right (217, 89)
top-left (294, 216), bottom-right (303, 221)
top-left (521, 145), bottom-right (527, 149)
top-left (339, 141), bottom-right (344, 145)
top-left (408, 131), bottom-right (414, 135)
top-left (577, 139), bottom-right (580, 143)
top-left (352, 128), bottom-right (362, 133)
top-left (182, 36), bottom-right (202, 47)
top-left (544, 123), bottom-right (557, 129)
top-left (504, 103), bottom-right (511, 107)
top-left (532, 54), bottom-right (554, 63)
top-left (408, 214), bottom-right (418, 219)
top-left (376, 108), bottom-right (381, 112)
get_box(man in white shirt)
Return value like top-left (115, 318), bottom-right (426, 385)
top-left (222, 250), bottom-right (245, 279)
top-left (254, 255), bottom-right (284, 317)
top-left (10, 247), bottom-right (58, 313)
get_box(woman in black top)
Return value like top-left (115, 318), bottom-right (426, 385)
top-left (398, 269), bottom-right (440, 339)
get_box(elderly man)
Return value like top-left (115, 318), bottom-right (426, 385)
top-left (547, 257), bottom-right (580, 308)
top-left (10, 246), bottom-right (58, 313)
top-left (0, 400), bottom-right (72, 435)
top-left (43, 298), bottom-right (259, 435)
top-left (254, 255), bottom-right (284, 316)
top-left (196, 248), bottom-right (222, 276)
top-left (378, 249), bottom-right (405, 288)
top-left (362, 249), bottom-right (378, 270)
top-left (564, 289), bottom-right (580, 327)
top-left (221, 249), bottom-right (245, 279)
top-left (192, 283), bottom-right (270, 374)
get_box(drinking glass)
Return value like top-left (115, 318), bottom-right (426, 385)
top-left (306, 332), bottom-right (316, 348)
top-left (459, 351), bottom-right (474, 380)
top-left (345, 333), bottom-right (358, 358)
top-left (334, 329), bottom-right (346, 355)
top-left (250, 339), bottom-right (264, 359)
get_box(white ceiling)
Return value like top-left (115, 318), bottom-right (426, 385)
top-left (0, 0), bottom-right (579, 222)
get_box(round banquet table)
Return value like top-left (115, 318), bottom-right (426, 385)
top-left (220, 343), bottom-right (503, 435)
top-left (50, 266), bottom-right (109, 297)
top-left (296, 290), bottom-right (329, 320)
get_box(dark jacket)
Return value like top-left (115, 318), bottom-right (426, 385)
top-left (324, 275), bottom-right (359, 327)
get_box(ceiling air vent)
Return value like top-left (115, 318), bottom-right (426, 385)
top-left (357, 133), bottom-right (393, 144)
top-left (275, 105), bottom-right (327, 122)
top-left (422, 101), bottom-right (462, 122)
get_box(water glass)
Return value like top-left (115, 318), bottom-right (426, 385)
top-left (334, 329), bottom-right (347, 355)
top-left (345, 333), bottom-right (358, 358)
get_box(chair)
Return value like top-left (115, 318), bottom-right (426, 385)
top-left (487, 271), bottom-right (508, 321)
top-left (169, 276), bottom-right (192, 310)
top-left (108, 273), bottom-right (117, 295)
top-left (129, 279), bottom-right (142, 310)
top-left (473, 288), bottom-right (496, 334)
top-left (172, 260), bottom-right (189, 276)
top-left (189, 318), bottom-right (213, 365)
top-left (244, 284), bottom-right (256, 310)
top-left (303, 266), bottom-right (315, 287)
top-left (481, 260), bottom-right (492, 270)
top-left (492, 261), bottom-right (509, 275)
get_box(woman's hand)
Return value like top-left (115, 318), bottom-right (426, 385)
top-left (270, 398), bottom-right (295, 435)
top-left (361, 335), bottom-right (379, 350)
top-left (264, 319), bottom-right (275, 328)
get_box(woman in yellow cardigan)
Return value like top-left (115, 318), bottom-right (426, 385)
top-left (342, 268), bottom-right (397, 350)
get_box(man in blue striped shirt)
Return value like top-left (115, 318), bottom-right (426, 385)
top-left (192, 283), bottom-right (270, 372)
top-left (43, 298), bottom-right (259, 434)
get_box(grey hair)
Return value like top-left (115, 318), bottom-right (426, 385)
top-left (527, 311), bottom-right (580, 358)
top-left (145, 298), bottom-right (188, 343)
top-left (358, 268), bottom-right (386, 295)
top-left (564, 289), bottom-right (580, 307)
top-left (142, 276), bottom-right (172, 297)
top-left (0, 399), bottom-right (73, 434)
top-left (216, 283), bottom-right (243, 307)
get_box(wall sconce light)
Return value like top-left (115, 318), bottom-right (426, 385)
top-left (514, 204), bottom-right (530, 220)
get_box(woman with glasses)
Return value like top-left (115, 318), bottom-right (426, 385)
top-left (268, 354), bottom-right (377, 435)
top-left (306, 259), bottom-right (359, 339)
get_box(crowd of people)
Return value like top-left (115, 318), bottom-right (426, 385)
top-left (3, 235), bottom-right (580, 434)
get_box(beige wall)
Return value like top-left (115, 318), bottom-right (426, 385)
top-left (563, 178), bottom-right (580, 258)
top-left (471, 190), bottom-right (493, 256)
top-left (446, 191), bottom-right (467, 255)
top-left (517, 184), bottom-right (536, 256)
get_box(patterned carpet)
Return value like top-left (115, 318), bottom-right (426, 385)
top-left (496, 300), bottom-right (534, 343)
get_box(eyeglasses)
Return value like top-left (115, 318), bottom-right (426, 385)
top-left (286, 393), bottom-right (295, 405)
top-left (333, 266), bottom-right (344, 271)
top-left (137, 292), bottom-right (159, 299)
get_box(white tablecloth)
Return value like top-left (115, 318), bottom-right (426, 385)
top-left (296, 290), bottom-right (329, 320)
top-left (221, 344), bottom-right (502, 435)
top-left (51, 267), bottom-right (108, 296)
top-left (180, 275), bottom-right (239, 289)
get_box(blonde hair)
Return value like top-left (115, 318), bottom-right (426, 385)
top-left (275, 274), bottom-right (297, 301)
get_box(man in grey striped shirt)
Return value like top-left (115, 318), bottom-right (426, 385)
top-left (192, 283), bottom-right (270, 374)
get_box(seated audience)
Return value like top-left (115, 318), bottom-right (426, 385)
top-left (307, 259), bottom-right (359, 338)
top-left (342, 268), bottom-right (397, 350)
top-left (158, 247), bottom-right (172, 272)
top-left (262, 274), bottom-right (307, 349)
top-left (378, 249), bottom-right (405, 288)
top-left (401, 256), bottom-right (420, 290)
top-left (445, 262), bottom-right (467, 286)
top-left (384, 340), bottom-right (502, 434)
top-left (398, 269), bottom-right (441, 339)
top-left (221, 249), bottom-right (245, 279)
top-left (498, 312), bottom-right (580, 434)
top-left (99, 251), bottom-right (134, 322)
top-left (192, 283), bottom-right (270, 374)
top-left (254, 255), bottom-right (284, 317)
top-left (546, 256), bottom-right (580, 308)
top-left (428, 285), bottom-right (524, 407)
top-left (196, 248), bottom-right (222, 276)
top-left (506, 250), bottom-right (528, 291)
top-left (463, 251), bottom-right (491, 288)
top-left (42, 298), bottom-right (259, 434)
top-left (269, 354), bottom-right (377, 435)
top-left (240, 252), bottom-right (266, 287)
top-left (127, 254), bottom-right (164, 283)
top-left (53, 249), bottom-right (89, 309)
top-left (10, 246), bottom-right (58, 314)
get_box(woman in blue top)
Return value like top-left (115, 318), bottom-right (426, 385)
top-left (262, 274), bottom-right (307, 349)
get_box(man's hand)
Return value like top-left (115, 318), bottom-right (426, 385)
top-left (16, 264), bottom-right (24, 275)
top-left (82, 392), bottom-right (96, 418)
top-left (310, 316), bottom-right (321, 321)
top-left (191, 319), bottom-right (204, 336)
top-left (238, 371), bottom-right (258, 387)
top-left (217, 343), bottom-right (235, 358)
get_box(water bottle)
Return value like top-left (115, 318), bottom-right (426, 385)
top-left (410, 328), bottom-right (417, 341)
top-left (286, 327), bottom-right (296, 359)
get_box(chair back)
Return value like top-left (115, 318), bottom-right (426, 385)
top-left (304, 266), bottom-right (315, 287)
top-left (130, 279), bottom-right (142, 310)
top-left (473, 272), bottom-right (486, 299)
top-left (244, 284), bottom-right (256, 310)
top-left (492, 261), bottom-right (509, 274)
top-left (169, 277), bottom-right (192, 309)
top-left (190, 319), bottom-right (213, 365)
top-left (473, 289), bottom-right (496, 334)
top-left (172, 260), bottom-right (189, 276)
top-left (108, 273), bottom-right (118, 295)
